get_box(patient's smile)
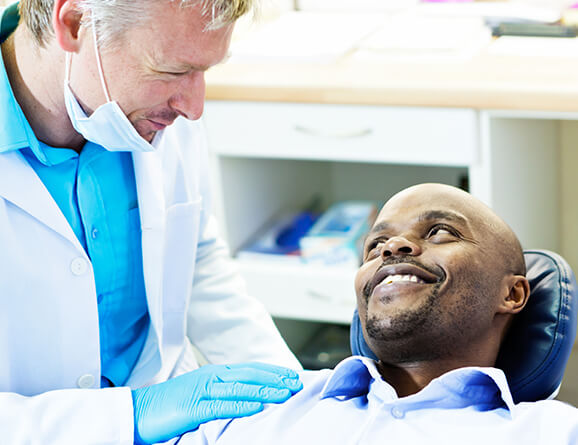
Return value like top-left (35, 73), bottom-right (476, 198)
top-left (371, 274), bottom-right (433, 304)
top-left (383, 274), bottom-right (425, 285)
top-left (364, 261), bottom-right (441, 300)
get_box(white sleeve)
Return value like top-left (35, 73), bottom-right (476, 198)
top-left (0, 387), bottom-right (134, 445)
top-left (173, 418), bottom-right (232, 445)
top-left (174, 430), bottom-right (209, 445)
top-left (186, 215), bottom-right (302, 370)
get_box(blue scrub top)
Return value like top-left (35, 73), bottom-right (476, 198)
top-left (0, 3), bottom-right (149, 387)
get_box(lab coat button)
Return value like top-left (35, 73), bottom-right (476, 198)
top-left (77, 374), bottom-right (95, 388)
top-left (391, 407), bottom-right (405, 419)
top-left (70, 257), bottom-right (88, 276)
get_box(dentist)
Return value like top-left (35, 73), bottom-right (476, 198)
top-left (0, 1), bottom-right (302, 444)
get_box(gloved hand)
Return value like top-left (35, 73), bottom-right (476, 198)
top-left (132, 362), bottom-right (303, 444)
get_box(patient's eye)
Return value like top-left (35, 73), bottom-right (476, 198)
top-left (364, 239), bottom-right (385, 260)
top-left (427, 224), bottom-right (459, 242)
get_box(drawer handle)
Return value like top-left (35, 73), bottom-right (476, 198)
top-left (307, 290), bottom-right (354, 307)
top-left (306, 290), bottom-right (332, 302)
top-left (294, 125), bottom-right (373, 139)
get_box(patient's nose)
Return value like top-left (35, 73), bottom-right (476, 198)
top-left (382, 236), bottom-right (422, 258)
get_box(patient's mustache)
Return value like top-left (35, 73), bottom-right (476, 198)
top-left (362, 257), bottom-right (445, 299)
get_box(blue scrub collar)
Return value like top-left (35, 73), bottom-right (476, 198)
top-left (0, 3), bottom-right (19, 44)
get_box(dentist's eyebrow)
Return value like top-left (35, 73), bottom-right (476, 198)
top-left (148, 52), bottom-right (226, 73)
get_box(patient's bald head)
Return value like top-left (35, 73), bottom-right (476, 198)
top-left (355, 183), bottom-right (530, 370)
top-left (385, 184), bottom-right (526, 276)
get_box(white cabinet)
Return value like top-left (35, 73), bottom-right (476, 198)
top-left (204, 101), bottom-right (563, 324)
top-left (205, 101), bottom-right (477, 165)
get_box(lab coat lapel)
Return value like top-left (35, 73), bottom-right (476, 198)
top-left (0, 150), bottom-right (85, 251)
top-left (132, 149), bottom-right (166, 341)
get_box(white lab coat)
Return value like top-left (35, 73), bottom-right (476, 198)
top-left (0, 117), bottom-right (301, 444)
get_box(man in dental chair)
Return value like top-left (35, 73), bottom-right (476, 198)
top-left (178, 183), bottom-right (578, 445)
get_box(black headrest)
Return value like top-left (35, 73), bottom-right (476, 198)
top-left (350, 250), bottom-right (578, 402)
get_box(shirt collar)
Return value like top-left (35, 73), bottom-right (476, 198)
top-left (0, 3), bottom-right (49, 164)
top-left (320, 356), bottom-right (381, 399)
top-left (320, 356), bottom-right (516, 414)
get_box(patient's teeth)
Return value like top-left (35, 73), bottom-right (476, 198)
top-left (383, 274), bottom-right (425, 285)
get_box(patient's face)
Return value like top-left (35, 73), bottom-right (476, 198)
top-left (354, 183), bottom-right (508, 363)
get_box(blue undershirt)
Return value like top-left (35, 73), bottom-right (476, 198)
top-left (0, 3), bottom-right (149, 387)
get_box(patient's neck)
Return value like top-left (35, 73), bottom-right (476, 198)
top-left (377, 355), bottom-right (496, 398)
top-left (373, 328), bottom-right (503, 397)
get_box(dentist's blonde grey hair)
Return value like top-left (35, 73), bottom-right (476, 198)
top-left (18, 0), bottom-right (252, 49)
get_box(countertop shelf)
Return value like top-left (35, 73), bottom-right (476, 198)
top-left (206, 45), bottom-right (578, 112)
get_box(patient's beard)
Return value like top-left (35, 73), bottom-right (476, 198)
top-left (365, 284), bottom-right (444, 363)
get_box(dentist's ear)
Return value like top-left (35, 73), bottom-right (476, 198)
top-left (499, 275), bottom-right (530, 315)
top-left (52, 0), bottom-right (84, 52)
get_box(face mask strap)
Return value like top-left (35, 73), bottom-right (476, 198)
top-left (91, 19), bottom-right (112, 103)
top-left (64, 51), bottom-right (72, 84)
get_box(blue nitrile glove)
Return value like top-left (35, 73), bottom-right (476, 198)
top-left (132, 362), bottom-right (303, 444)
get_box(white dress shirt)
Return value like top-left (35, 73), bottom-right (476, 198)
top-left (177, 356), bottom-right (578, 445)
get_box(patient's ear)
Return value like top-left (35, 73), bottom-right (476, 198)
top-left (498, 275), bottom-right (530, 314)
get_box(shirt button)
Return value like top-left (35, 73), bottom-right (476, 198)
top-left (391, 407), bottom-right (405, 419)
top-left (91, 228), bottom-right (99, 240)
top-left (97, 294), bottom-right (104, 304)
top-left (77, 374), bottom-right (95, 388)
top-left (70, 257), bottom-right (88, 276)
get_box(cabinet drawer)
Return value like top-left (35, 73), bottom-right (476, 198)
top-left (205, 101), bottom-right (477, 166)
top-left (236, 259), bottom-right (357, 324)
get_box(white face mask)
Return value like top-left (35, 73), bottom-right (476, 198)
top-left (63, 21), bottom-right (157, 152)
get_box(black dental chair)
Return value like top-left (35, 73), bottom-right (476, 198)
top-left (350, 250), bottom-right (578, 403)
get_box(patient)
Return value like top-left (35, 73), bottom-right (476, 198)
top-left (177, 183), bottom-right (578, 445)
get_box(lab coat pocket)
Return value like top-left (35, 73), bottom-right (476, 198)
top-left (162, 199), bottom-right (202, 313)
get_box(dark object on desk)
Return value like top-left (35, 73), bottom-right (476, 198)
top-left (298, 324), bottom-right (351, 370)
top-left (492, 23), bottom-right (578, 38)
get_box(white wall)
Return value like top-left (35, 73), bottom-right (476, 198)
top-left (557, 121), bottom-right (578, 405)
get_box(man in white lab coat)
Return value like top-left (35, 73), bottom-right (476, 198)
top-left (0, 0), bottom-right (302, 444)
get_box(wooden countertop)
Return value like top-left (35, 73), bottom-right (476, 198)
top-left (206, 40), bottom-right (578, 112)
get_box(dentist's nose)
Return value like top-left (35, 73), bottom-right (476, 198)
top-left (168, 71), bottom-right (206, 120)
top-left (382, 236), bottom-right (422, 259)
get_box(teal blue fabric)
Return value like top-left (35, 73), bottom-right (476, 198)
top-left (0, 3), bottom-right (19, 44)
top-left (0, 6), bottom-right (149, 387)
